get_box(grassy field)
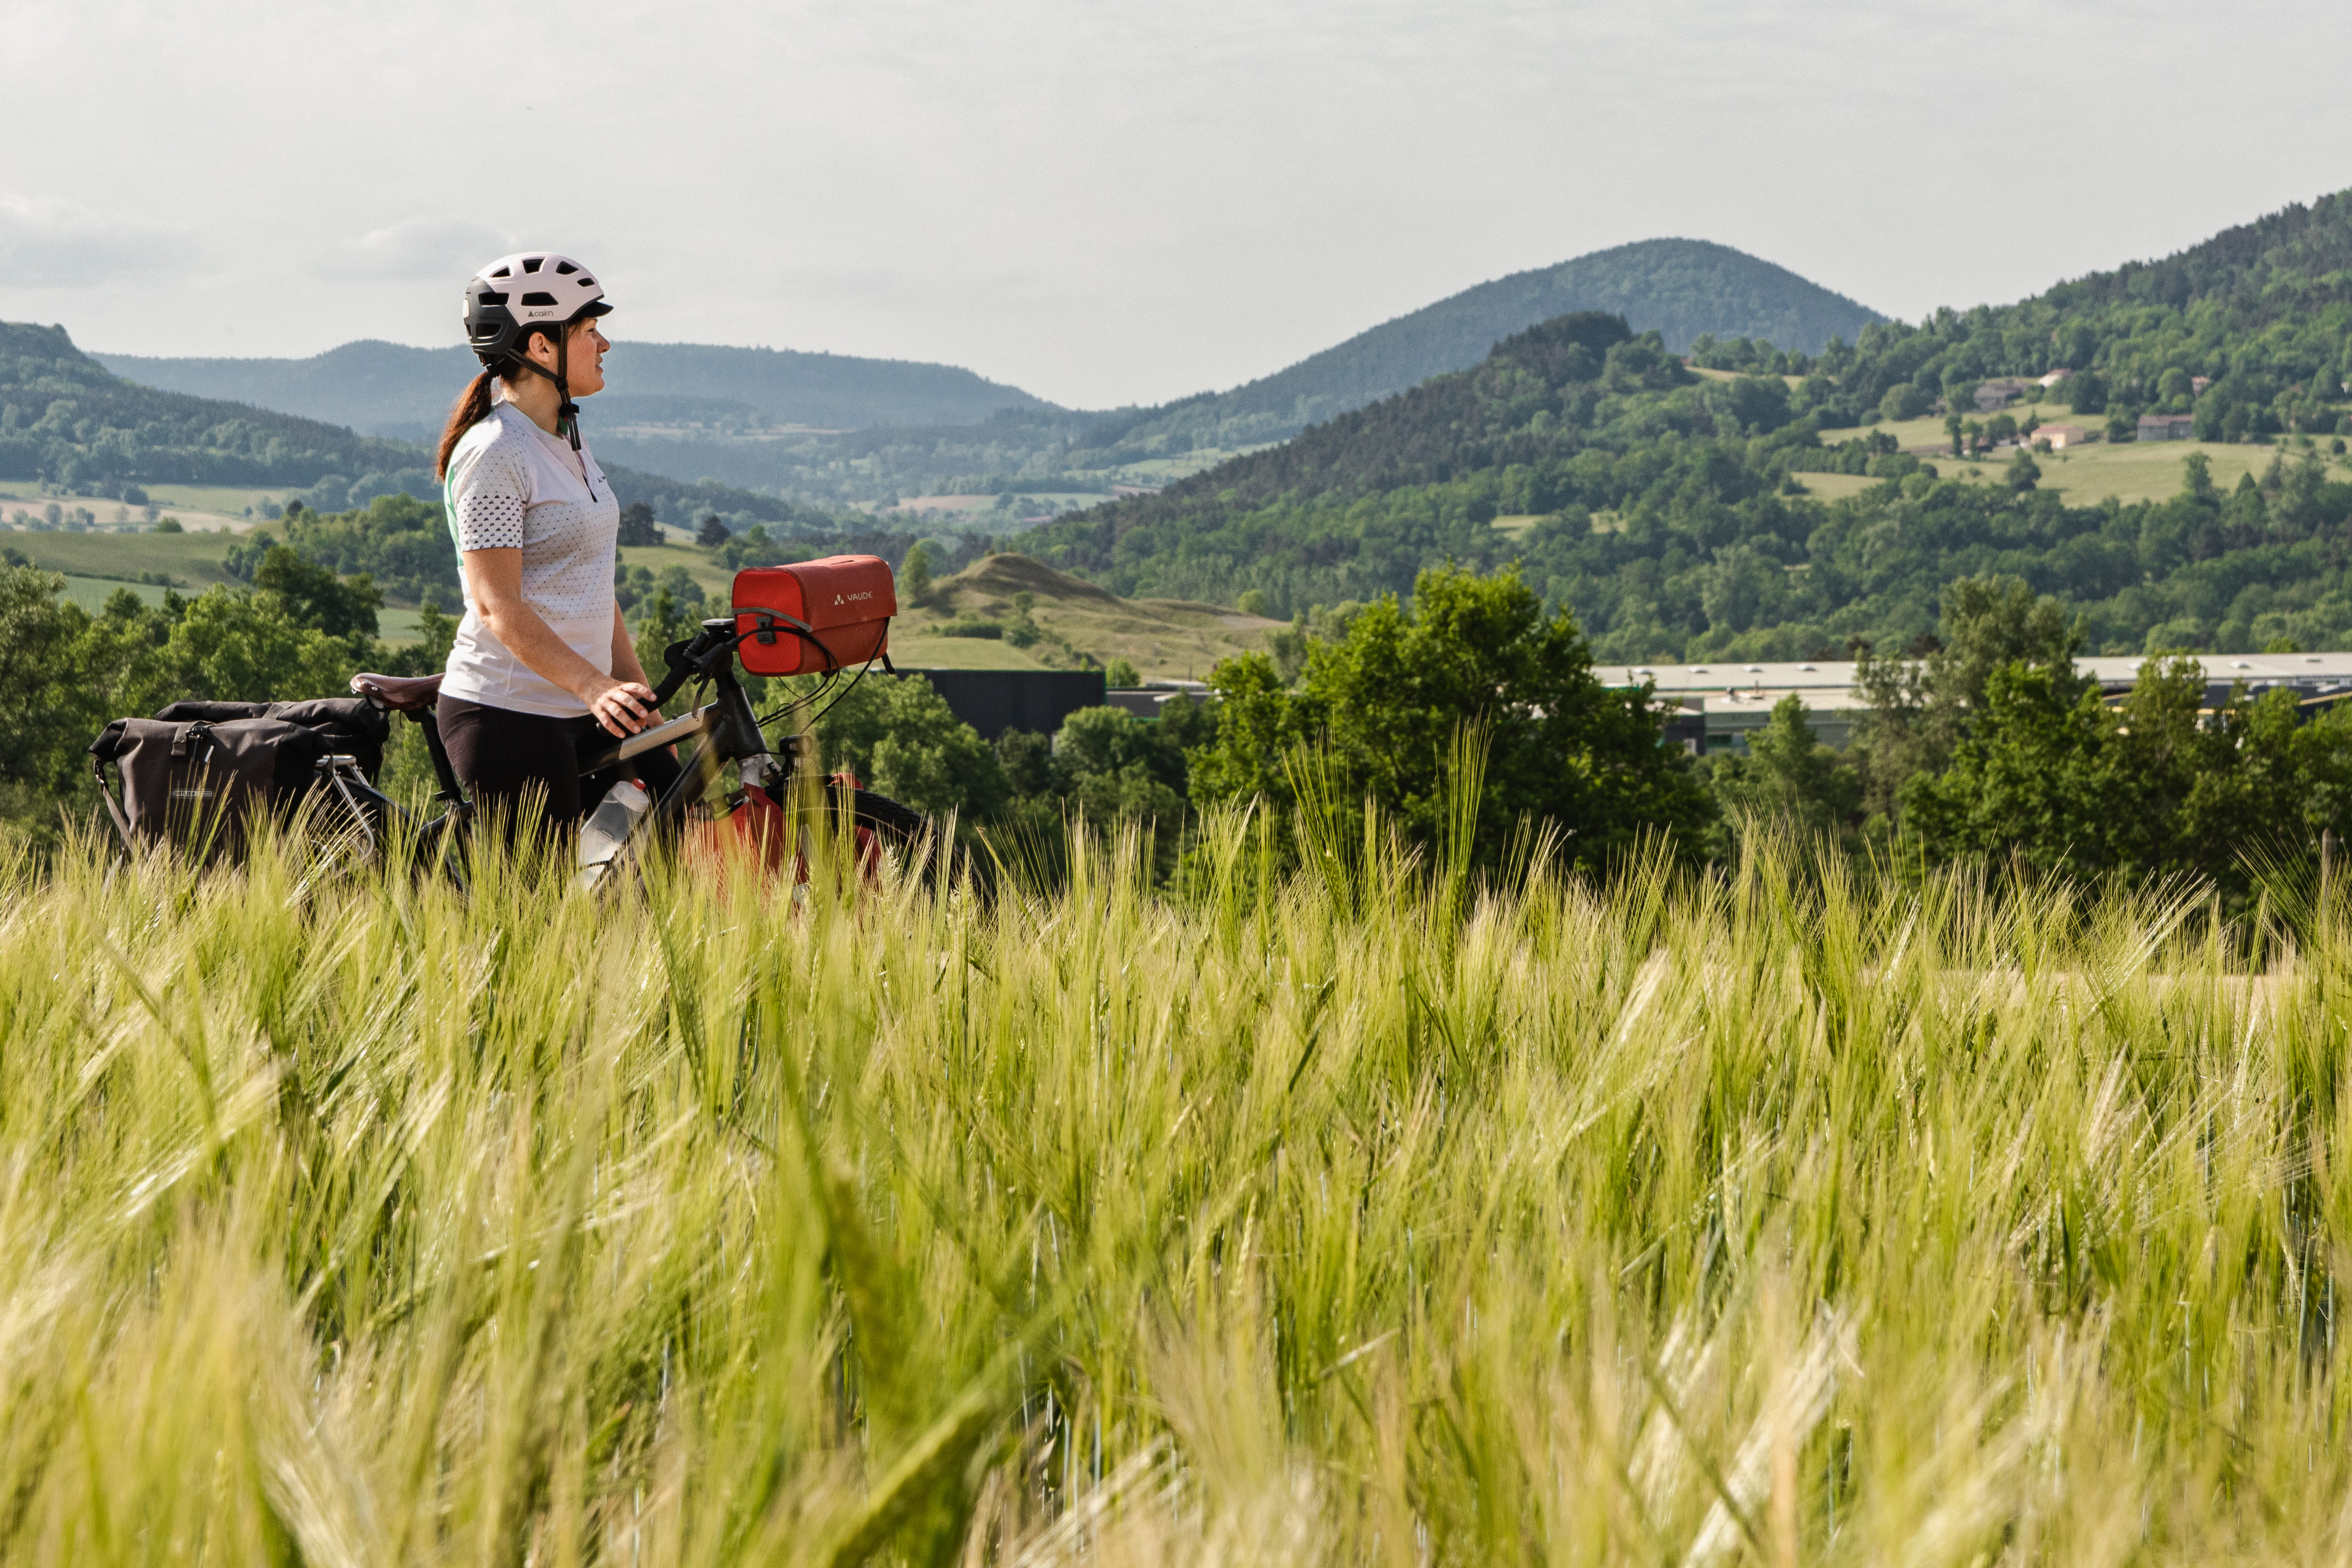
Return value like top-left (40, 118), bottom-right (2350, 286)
top-left (8, 529), bottom-right (242, 588)
top-left (900, 552), bottom-right (1276, 681)
top-left (1815, 405), bottom-right (2352, 506)
top-left (0, 485), bottom-right (274, 533)
top-left (1784, 472), bottom-right (1882, 502)
top-left (7, 817), bottom-right (2352, 1562)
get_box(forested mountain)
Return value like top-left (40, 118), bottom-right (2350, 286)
top-left (1094, 239), bottom-right (1884, 455)
top-left (94, 338), bottom-right (1058, 442)
top-left (1, 323), bottom-right (421, 490)
top-left (1791, 188), bottom-right (2352, 440)
top-left (1027, 276), bottom-right (2352, 661)
top-left (0, 321), bottom-right (839, 532)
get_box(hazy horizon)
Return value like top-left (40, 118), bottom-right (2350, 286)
top-left (8, 0), bottom-right (2352, 410)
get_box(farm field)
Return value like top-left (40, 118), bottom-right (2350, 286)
top-left (1815, 409), bottom-right (2352, 505)
top-left (906, 552), bottom-right (1277, 680)
top-left (7, 823), bottom-right (2349, 1560)
top-left (13, 535), bottom-right (433, 641)
top-left (5, 528), bottom-right (241, 588)
top-left (0, 485), bottom-right (275, 532)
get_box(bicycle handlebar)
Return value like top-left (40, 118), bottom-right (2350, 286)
top-left (646, 620), bottom-right (746, 708)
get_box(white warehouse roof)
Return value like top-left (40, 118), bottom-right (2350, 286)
top-left (1597, 653), bottom-right (2352, 697)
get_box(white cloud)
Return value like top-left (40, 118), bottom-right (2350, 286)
top-left (0, 196), bottom-right (184, 289)
top-left (323, 218), bottom-right (517, 283)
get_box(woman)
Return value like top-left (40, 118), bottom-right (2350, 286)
top-left (431, 251), bottom-right (676, 832)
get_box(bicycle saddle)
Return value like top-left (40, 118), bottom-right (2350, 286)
top-left (350, 672), bottom-right (445, 712)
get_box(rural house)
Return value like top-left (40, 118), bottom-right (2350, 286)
top-left (1974, 379), bottom-right (2027, 411)
top-left (2034, 423), bottom-right (2091, 449)
top-left (2138, 412), bottom-right (2195, 441)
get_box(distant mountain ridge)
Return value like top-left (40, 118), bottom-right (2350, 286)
top-left (1, 321), bottom-right (838, 531)
top-left (1094, 238), bottom-right (1885, 455)
top-left (93, 339), bottom-right (1060, 441)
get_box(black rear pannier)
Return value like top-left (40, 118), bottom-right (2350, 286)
top-left (90, 697), bottom-right (391, 855)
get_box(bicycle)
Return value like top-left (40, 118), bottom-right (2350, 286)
top-left (337, 616), bottom-right (933, 890)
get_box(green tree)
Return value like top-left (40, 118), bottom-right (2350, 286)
top-left (1706, 696), bottom-right (1861, 847)
top-left (161, 587), bottom-right (364, 704)
top-left (695, 514), bottom-right (730, 548)
top-left (616, 503), bottom-right (661, 547)
top-left (1903, 655), bottom-right (2352, 893)
top-left (253, 545), bottom-right (382, 640)
top-left (805, 673), bottom-right (1005, 820)
top-left (1852, 574), bottom-right (2084, 819)
top-left (1264, 615), bottom-right (1310, 684)
top-left (1103, 656), bottom-right (1140, 689)
top-left (0, 567), bottom-right (101, 795)
top-left (1194, 563), bottom-right (1710, 870)
top-left (1189, 652), bottom-right (1319, 815)
top-left (1945, 412), bottom-right (1964, 458)
top-left (2005, 447), bottom-right (2041, 493)
top-left (632, 588), bottom-right (699, 708)
top-left (1880, 382), bottom-right (1932, 420)
top-left (899, 541), bottom-right (936, 608)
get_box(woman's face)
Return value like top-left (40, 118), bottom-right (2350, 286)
top-left (521, 318), bottom-right (610, 396)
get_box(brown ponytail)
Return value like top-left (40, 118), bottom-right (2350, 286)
top-left (434, 370), bottom-right (497, 480)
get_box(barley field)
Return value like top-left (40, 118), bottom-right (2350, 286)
top-left (5, 808), bottom-right (2351, 1565)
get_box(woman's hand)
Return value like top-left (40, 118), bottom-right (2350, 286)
top-left (582, 676), bottom-right (660, 738)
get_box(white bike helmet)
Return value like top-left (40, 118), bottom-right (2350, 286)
top-left (461, 251), bottom-right (613, 465)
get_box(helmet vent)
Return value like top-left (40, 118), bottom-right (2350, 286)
top-left (554, 261), bottom-right (578, 275)
top-left (478, 291), bottom-right (508, 305)
top-left (576, 277), bottom-right (595, 288)
top-left (521, 256), bottom-right (544, 274)
top-left (520, 291), bottom-right (558, 306)
top-left (490, 266), bottom-right (511, 278)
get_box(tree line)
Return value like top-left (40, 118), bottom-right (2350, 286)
top-left (8, 524), bottom-right (2346, 903)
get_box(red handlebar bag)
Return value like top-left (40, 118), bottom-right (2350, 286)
top-left (732, 556), bottom-right (897, 676)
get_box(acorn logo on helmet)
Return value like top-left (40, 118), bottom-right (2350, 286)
top-left (461, 251), bottom-right (614, 474)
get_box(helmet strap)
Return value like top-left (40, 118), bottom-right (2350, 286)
top-left (510, 325), bottom-right (597, 500)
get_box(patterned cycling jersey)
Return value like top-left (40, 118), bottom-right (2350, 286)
top-left (439, 398), bottom-right (619, 718)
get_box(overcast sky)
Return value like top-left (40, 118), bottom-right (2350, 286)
top-left (5, 0), bottom-right (2351, 409)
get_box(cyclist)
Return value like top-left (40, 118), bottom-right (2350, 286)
top-left (430, 252), bottom-right (677, 835)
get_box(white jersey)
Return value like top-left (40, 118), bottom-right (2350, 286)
top-left (439, 398), bottom-right (619, 718)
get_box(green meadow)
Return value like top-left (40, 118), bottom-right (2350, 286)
top-left (6, 808), bottom-right (2352, 1563)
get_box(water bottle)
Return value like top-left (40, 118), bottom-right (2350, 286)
top-left (578, 778), bottom-right (652, 890)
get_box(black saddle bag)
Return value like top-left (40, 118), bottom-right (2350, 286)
top-left (90, 697), bottom-right (390, 855)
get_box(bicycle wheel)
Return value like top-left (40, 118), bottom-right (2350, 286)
top-left (818, 782), bottom-right (938, 884)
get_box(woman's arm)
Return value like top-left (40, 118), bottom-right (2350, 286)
top-left (460, 548), bottom-right (655, 737)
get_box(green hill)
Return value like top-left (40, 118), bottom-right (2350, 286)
top-left (1025, 202), bottom-right (2352, 663)
top-left (1803, 188), bottom-right (2352, 438)
top-left (1092, 238), bottom-right (1883, 454)
top-left (93, 338), bottom-right (1060, 442)
top-left (1, 321), bottom-right (849, 533)
top-left (1, 322), bottom-right (423, 492)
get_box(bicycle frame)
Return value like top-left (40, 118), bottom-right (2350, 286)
top-left (338, 616), bottom-right (899, 889)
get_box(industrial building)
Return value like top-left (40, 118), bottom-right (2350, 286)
top-left (1597, 653), bottom-right (2352, 754)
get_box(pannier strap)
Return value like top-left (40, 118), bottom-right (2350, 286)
top-left (745, 609), bottom-right (842, 674)
top-left (169, 722), bottom-right (209, 758)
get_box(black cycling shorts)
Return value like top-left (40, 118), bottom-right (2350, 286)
top-left (439, 695), bottom-right (682, 836)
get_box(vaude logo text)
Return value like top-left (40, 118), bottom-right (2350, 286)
top-left (833, 592), bottom-right (872, 605)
